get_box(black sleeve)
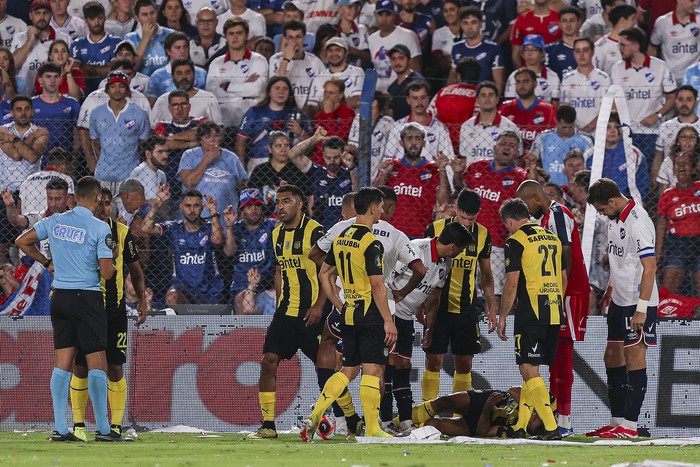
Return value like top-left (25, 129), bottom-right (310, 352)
top-left (479, 230), bottom-right (492, 260)
top-left (123, 228), bottom-right (139, 264)
top-left (504, 237), bottom-right (524, 273)
top-left (324, 242), bottom-right (337, 266)
top-left (364, 240), bottom-right (384, 277)
top-left (311, 225), bottom-right (325, 246)
top-left (424, 222), bottom-right (435, 238)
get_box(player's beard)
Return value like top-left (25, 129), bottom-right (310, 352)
top-left (326, 163), bottom-right (340, 174)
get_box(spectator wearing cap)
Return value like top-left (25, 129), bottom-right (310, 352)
top-left (190, 7), bottom-right (226, 67)
top-left (70, 1), bottom-right (122, 94)
top-left (104, 0), bottom-right (136, 38)
top-left (271, 2), bottom-right (316, 54)
top-left (509, 0), bottom-right (561, 67)
top-left (306, 37), bottom-right (365, 111)
top-left (216, 0), bottom-right (266, 45)
top-left (223, 187), bottom-right (277, 315)
top-left (19, 147), bottom-right (75, 215)
top-left (88, 70), bottom-right (150, 192)
top-left (124, 0), bottom-right (176, 76)
top-left (395, 0), bottom-right (434, 54)
top-left (129, 134), bottom-right (168, 203)
top-left (103, 43), bottom-right (152, 93)
top-left (504, 34), bottom-right (560, 104)
top-left (387, 44), bottom-right (426, 120)
top-left (367, 1), bottom-right (422, 93)
top-left (335, 0), bottom-right (370, 67)
top-left (10, 0), bottom-right (72, 95)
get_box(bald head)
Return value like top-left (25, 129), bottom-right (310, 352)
top-left (515, 180), bottom-right (550, 219)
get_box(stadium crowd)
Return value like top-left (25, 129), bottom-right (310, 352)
top-left (0, 0), bottom-right (699, 320)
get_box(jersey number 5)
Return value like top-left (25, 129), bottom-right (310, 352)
top-left (538, 244), bottom-right (558, 277)
top-left (337, 251), bottom-right (355, 284)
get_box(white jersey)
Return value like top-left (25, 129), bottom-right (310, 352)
top-left (269, 52), bottom-right (325, 108)
top-left (459, 113), bottom-right (520, 164)
top-left (607, 199), bottom-right (659, 307)
top-left (78, 88), bottom-right (150, 129)
top-left (432, 25), bottom-right (459, 56)
top-left (10, 28), bottom-right (72, 95)
top-left (654, 116), bottom-right (700, 157)
top-left (358, 1), bottom-right (378, 31)
top-left (580, 13), bottom-right (609, 40)
top-left (593, 34), bottom-right (621, 76)
top-left (129, 162), bottom-right (166, 201)
top-left (190, 35), bottom-right (227, 67)
top-left (560, 67), bottom-right (611, 130)
top-left (50, 15), bottom-right (87, 41)
top-left (0, 124), bottom-right (42, 191)
top-left (69, 0), bottom-right (112, 19)
top-left (384, 114), bottom-right (455, 161)
top-left (610, 55), bottom-right (677, 134)
top-left (19, 171), bottom-right (75, 215)
top-left (305, 0), bottom-right (339, 34)
top-left (650, 11), bottom-right (700, 84)
top-left (575, 0), bottom-right (635, 19)
top-left (306, 64), bottom-right (365, 105)
top-left (348, 114), bottom-right (395, 180)
top-left (391, 238), bottom-right (448, 320)
top-left (216, 8), bottom-right (266, 37)
top-left (150, 88), bottom-right (223, 128)
top-left (368, 27), bottom-right (421, 91)
top-left (104, 18), bottom-right (136, 38)
top-left (184, 0), bottom-right (229, 24)
top-left (339, 22), bottom-right (369, 67)
top-left (0, 15), bottom-right (27, 49)
top-left (657, 155), bottom-right (677, 186)
top-left (504, 66), bottom-right (560, 103)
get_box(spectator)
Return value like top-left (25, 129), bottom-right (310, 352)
top-left (656, 151), bottom-right (700, 298)
top-left (374, 122), bottom-right (451, 238)
top-left (146, 32), bottom-right (207, 103)
top-left (253, 36), bottom-right (275, 61)
top-left (610, 27), bottom-right (676, 167)
top-left (248, 130), bottom-right (310, 217)
top-left (150, 58), bottom-right (222, 128)
top-left (580, 0), bottom-right (617, 41)
top-left (0, 96), bottom-right (49, 192)
top-left (237, 76), bottom-right (312, 173)
top-left (88, 70), bottom-right (150, 192)
top-left (499, 67), bottom-right (556, 151)
top-left (104, 0), bottom-right (135, 38)
top-left (216, 0), bottom-right (265, 44)
top-left (311, 78), bottom-right (355, 164)
top-left (510, 0), bottom-right (560, 67)
top-left (0, 1), bottom-right (27, 50)
top-left (189, 7), bottom-right (226, 67)
top-left (130, 134), bottom-right (168, 202)
top-left (386, 45), bottom-right (427, 122)
top-left (223, 188), bottom-right (277, 315)
top-left (124, 0), bottom-right (175, 75)
top-left (653, 86), bottom-right (700, 188)
top-left (649, 0), bottom-right (700, 86)
top-left (305, 0), bottom-right (339, 35)
top-left (178, 121), bottom-right (248, 218)
top-left (287, 128), bottom-right (359, 230)
top-left (530, 105), bottom-right (592, 186)
top-left (105, 43), bottom-right (151, 93)
top-left (367, 0), bottom-right (421, 91)
top-left (431, 0), bottom-right (461, 79)
top-left (657, 126), bottom-right (700, 192)
top-left (346, 89), bottom-right (394, 179)
top-left (592, 4), bottom-right (637, 76)
top-left (462, 0), bottom-right (517, 45)
top-left (561, 37), bottom-right (611, 134)
top-left (19, 147), bottom-right (75, 214)
top-left (583, 111), bottom-right (648, 201)
top-left (157, 0), bottom-right (197, 37)
top-left (32, 39), bottom-right (85, 100)
top-left (11, 0), bottom-right (71, 95)
top-left (180, 0), bottom-right (228, 26)
top-left (384, 80), bottom-right (454, 163)
top-left (560, 149), bottom-right (586, 203)
top-left (0, 47), bottom-right (19, 101)
top-left (395, 0), bottom-right (434, 54)
top-left (141, 186), bottom-right (225, 305)
top-left (314, 24), bottom-right (342, 66)
top-left (543, 181), bottom-right (566, 205)
top-left (49, 0), bottom-right (88, 41)
top-left (70, 1), bottom-right (121, 94)
top-left (459, 81), bottom-right (519, 165)
top-left (306, 38), bottom-right (365, 111)
top-left (205, 17), bottom-right (268, 128)
top-left (3, 177), bottom-right (69, 234)
top-left (0, 262), bottom-right (20, 307)
top-left (335, 0), bottom-right (370, 67)
top-left (450, 6), bottom-right (504, 93)
top-left (357, 0), bottom-right (378, 33)
top-left (269, 20), bottom-right (324, 110)
top-left (638, 0), bottom-right (675, 37)
top-left (545, 7), bottom-right (581, 80)
top-left (504, 34), bottom-right (560, 104)
top-left (575, 0), bottom-right (634, 20)
top-left (271, 2), bottom-right (315, 54)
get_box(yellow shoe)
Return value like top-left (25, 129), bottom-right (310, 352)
top-left (73, 426), bottom-right (87, 442)
top-left (247, 427), bottom-right (278, 439)
top-left (366, 430), bottom-right (393, 438)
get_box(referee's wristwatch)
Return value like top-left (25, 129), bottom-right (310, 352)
top-left (656, 112), bottom-right (664, 120)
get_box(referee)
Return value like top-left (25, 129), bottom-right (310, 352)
top-left (16, 176), bottom-right (129, 442)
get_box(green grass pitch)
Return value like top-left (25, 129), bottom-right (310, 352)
top-left (1, 432), bottom-right (699, 466)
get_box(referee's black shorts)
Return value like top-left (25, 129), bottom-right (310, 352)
top-left (51, 289), bottom-right (107, 355)
top-left (75, 302), bottom-right (128, 367)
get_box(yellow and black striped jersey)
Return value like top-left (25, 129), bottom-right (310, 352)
top-left (103, 218), bottom-right (139, 312)
top-left (426, 216), bottom-right (491, 314)
top-left (505, 222), bottom-right (563, 326)
top-left (273, 214), bottom-right (325, 318)
top-left (325, 224), bottom-right (384, 326)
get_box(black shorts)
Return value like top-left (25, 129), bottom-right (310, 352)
top-left (75, 303), bottom-right (128, 367)
top-left (262, 313), bottom-right (321, 362)
top-left (326, 306), bottom-right (343, 341)
top-left (513, 322), bottom-right (559, 366)
top-left (391, 316), bottom-right (415, 359)
top-left (425, 312), bottom-right (481, 356)
top-left (51, 289), bottom-right (106, 356)
top-left (341, 315), bottom-right (389, 367)
top-left (607, 302), bottom-right (658, 347)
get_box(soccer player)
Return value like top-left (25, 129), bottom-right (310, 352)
top-left (384, 222), bottom-right (471, 434)
top-left (586, 178), bottom-right (659, 439)
top-left (421, 189), bottom-right (496, 403)
top-left (249, 185), bottom-right (326, 439)
top-left (496, 198), bottom-right (564, 440)
top-left (70, 188), bottom-right (148, 441)
top-left (516, 180), bottom-right (589, 437)
top-left (300, 186), bottom-right (398, 441)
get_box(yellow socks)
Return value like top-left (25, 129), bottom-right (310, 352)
top-left (70, 375), bottom-right (88, 424)
top-left (337, 389), bottom-right (356, 417)
top-left (513, 380), bottom-right (532, 432)
top-left (411, 400), bottom-right (435, 425)
top-left (108, 377), bottom-right (127, 427)
top-left (527, 377), bottom-right (558, 432)
top-left (453, 372), bottom-right (472, 393)
top-left (311, 372), bottom-right (350, 423)
top-left (259, 391), bottom-right (276, 422)
top-left (421, 370), bottom-right (440, 402)
top-left (359, 375), bottom-right (382, 436)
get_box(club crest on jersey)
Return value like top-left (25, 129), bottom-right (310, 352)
top-left (533, 115), bottom-right (544, 125)
top-left (199, 235), bottom-right (209, 246)
top-left (373, 130), bottom-right (385, 140)
top-left (285, 240), bottom-right (291, 250)
top-left (63, 106), bottom-right (72, 114)
top-left (476, 52), bottom-right (487, 61)
top-left (306, 67), bottom-right (316, 78)
top-left (620, 228), bottom-right (626, 239)
top-left (548, 24), bottom-right (559, 35)
top-left (6, 26), bottom-right (15, 34)
top-left (339, 179), bottom-right (351, 188)
top-left (502, 178), bottom-right (515, 187)
top-left (694, 190), bottom-right (700, 198)
top-left (645, 72), bottom-right (655, 83)
top-left (125, 119), bottom-right (135, 129)
top-left (294, 241), bottom-right (301, 250)
top-left (692, 26), bottom-right (699, 37)
top-left (259, 232), bottom-right (268, 244)
top-left (420, 172), bottom-right (433, 181)
top-left (539, 79), bottom-right (549, 91)
top-left (241, 64), bottom-right (249, 74)
top-left (591, 80), bottom-right (600, 90)
top-left (100, 45), bottom-right (111, 54)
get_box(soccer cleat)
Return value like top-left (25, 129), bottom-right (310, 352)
top-left (599, 426), bottom-right (638, 439)
top-left (536, 428), bottom-right (563, 441)
top-left (346, 414), bottom-right (363, 438)
top-left (558, 426), bottom-right (574, 438)
top-left (95, 430), bottom-right (133, 442)
top-left (73, 425), bottom-right (87, 442)
top-left (110, 424), bottom-right (122, 436)
top-left (335, 416), bottom-right (348, 436)
top-left (365, 429), bottom-right (393, 438)
top-left (504, 427), bottom-right (526, 439)
top-left (585, 425), bottom-right (615, 437)
top-left (51, 431), bottom-right (83, 442)
top-left (299, 417), bottom-right (318, 443)
top-left (247, 427), bottom-right (278, 439)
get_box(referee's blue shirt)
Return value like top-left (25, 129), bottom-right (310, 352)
top-left (89, 102), bottom-right (150, 182)
top-left (34, 206), bottom-right (113, 291)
